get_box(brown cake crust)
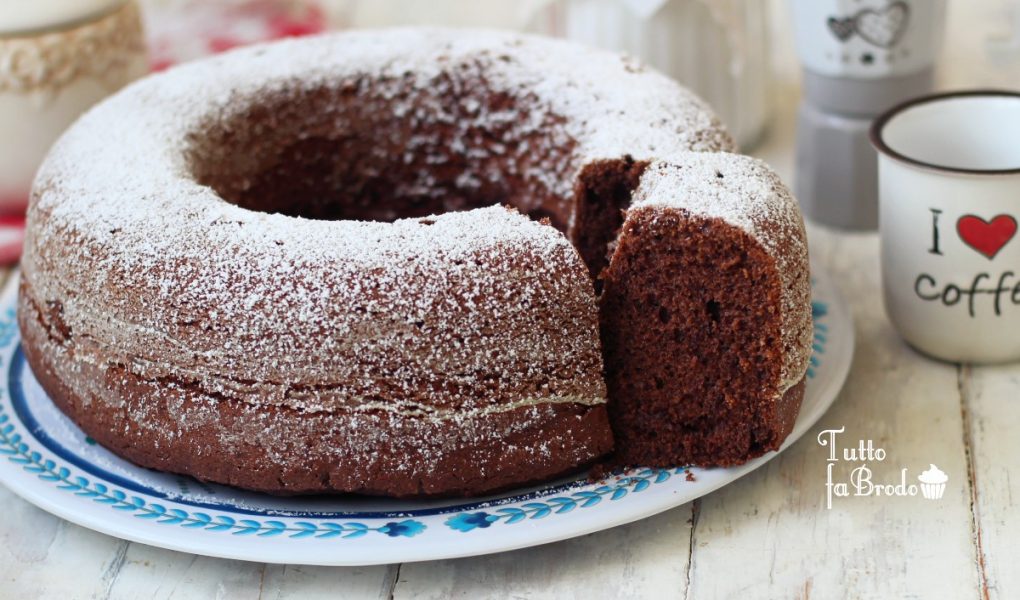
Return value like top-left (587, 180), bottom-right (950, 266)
top-left (19, 280), bottom-right (615, 497)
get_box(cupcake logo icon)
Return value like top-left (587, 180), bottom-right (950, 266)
top-left (918, 464), bottom-right (948, 500)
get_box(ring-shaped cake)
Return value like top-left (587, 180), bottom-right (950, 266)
top-left (20, 28), bottom-right (810, 497)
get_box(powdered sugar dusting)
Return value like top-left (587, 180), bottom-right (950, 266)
top-left (35, 27), bottom-right (735, 221)
top-left (24, 204), bottom-right (606, 412)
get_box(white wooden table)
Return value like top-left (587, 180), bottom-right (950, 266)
top-left (3, 2), bottom-right (1020, 597)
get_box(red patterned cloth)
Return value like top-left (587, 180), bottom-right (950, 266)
top-left (144, 0), bottom-right (327, 71)
top-left (0, 214), bottom-right (24, 265)
top-left (1, 0), bottom-right (327, 264)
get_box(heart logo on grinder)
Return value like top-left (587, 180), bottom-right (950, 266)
top-left (827, 16), bottom-right (855, 41)
top-left (855, 2), bottom-right (910, 48)
top-left (957, 214), bottom-right (1018, 259)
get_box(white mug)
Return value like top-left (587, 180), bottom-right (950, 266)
top-left (872, 90), bottom-right (1020, 363)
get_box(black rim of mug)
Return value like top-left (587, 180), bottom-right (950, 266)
top-left (869, 89), bottom-right (1020, 176)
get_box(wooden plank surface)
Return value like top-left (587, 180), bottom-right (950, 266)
top-left (961, 363), bottom-right (1018, 600)
top-left (0, 482), bottom-right (129, 598)
top-left (393, 503), bottom-right (694, 599)
top-left (103, 545), bottom-right (396, 600)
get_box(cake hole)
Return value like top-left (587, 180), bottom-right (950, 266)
top-left (185, 78), bottom-right (578, 229)
top-left (706, 300), bottom-right (721, 322)
top-left (658, 306), bottom-right (671, 324)
top-left (716, 171), bottom-right (724, 179)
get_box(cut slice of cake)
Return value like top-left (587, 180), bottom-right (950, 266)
top-left (599, 154), bottom-right (812, 467)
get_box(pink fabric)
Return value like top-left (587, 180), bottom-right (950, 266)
top-left (146, 0), bottom-right (327, 71)
top-left (0, 213), bottom-right (24, 266)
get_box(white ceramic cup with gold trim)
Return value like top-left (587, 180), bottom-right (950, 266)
top-left (0, 0), bottom-right (147, 213)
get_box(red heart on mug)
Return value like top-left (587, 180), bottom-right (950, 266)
top-left (956, 214), bottom-right (1018, 259)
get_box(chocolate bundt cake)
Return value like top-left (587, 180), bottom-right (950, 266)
top-left (19, 28), bottom-right (811, 497)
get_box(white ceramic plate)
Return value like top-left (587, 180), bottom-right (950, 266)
top-left (0, 266), bottom-right (853, 566)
